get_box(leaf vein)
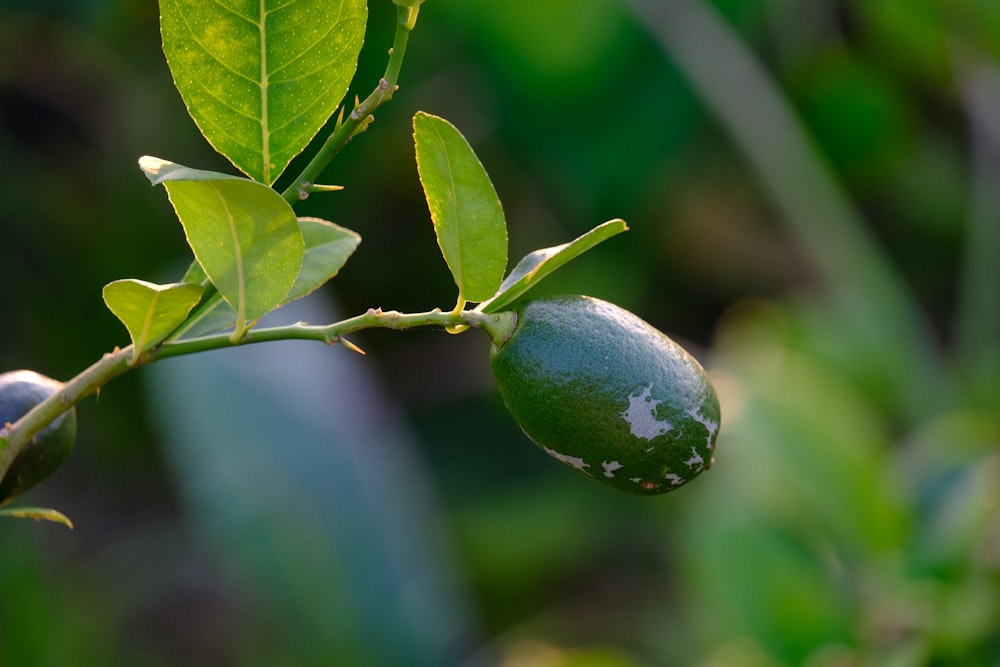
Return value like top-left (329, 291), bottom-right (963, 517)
top-left (267, 5), bottom-right (350, 80)
top-left (209, 0), bottom-right (257, 25)
top-left (175, 7), bottom-right (259, 87)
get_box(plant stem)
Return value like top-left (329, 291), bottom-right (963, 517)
top-left (0, 308), bottom-right (515, 484)
top-left (281, 4), bottom-right (416, 204)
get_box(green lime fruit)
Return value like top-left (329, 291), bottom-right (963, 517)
top-left (490, 295), bottom-right (720, 495)
top-left (0, 370), bottom-right (77, 504)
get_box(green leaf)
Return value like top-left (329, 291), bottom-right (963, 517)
top-left (478, 219), bottom-right (628, 314)
top-left (103, 279), bottom-right (204, 361)
top-left (145, 158), bottom-right (305, 338)
top-left (159, 0), bottom-right (368, 185)
top-left (169, 217), bottom-right (359, 340)
top-left (139, 155), bottom-right (242, 185)
top-left (287, 217), bottom-right (361, 302)
top-left (413, 111), bottom-right (508, 304)
top-left (0, 506), bottom-right (74, 529)
top-left (180, 257), bottom-right (209, 286)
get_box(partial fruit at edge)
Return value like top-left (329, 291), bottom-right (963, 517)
top-left (490, 295), bottom-right (720, 495)
top-left (0, 370), bottom-right (77, 504)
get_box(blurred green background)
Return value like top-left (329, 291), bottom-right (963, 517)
top-left (1, 0), bottom-right (999, 665)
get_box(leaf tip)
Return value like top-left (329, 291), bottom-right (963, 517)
top-left (0, 507), bottom-right (75, 529)
top-left (138, 155), bottom-right (172, 180)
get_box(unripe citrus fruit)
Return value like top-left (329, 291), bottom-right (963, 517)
top-left (0, 370), bottom-right (77, 503)
top-left (490, 295), bottom-right (720, 495)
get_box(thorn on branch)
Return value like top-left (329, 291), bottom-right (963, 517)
top-left (331, 336), bottom-right (366, 355)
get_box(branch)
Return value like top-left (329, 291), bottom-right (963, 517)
top-left (281, 3), bottom-right (418, 204)
top-left (0, 308), bottom-right (515, 482)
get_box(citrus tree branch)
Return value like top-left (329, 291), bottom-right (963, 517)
top-left (0, 348), bottom-right (132, 483)
top-left (0, 308), bottom-right (515, 483)
top-left (281, 3), bottom-right (418, 204)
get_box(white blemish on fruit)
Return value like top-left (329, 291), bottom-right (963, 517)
top-left (601, 460), bottom-right (623, 478)
top-left (622, 384), bottom-right (673, 441)
top-left (543, 446), bottom-right (590, 473)
top-left (686, 406), bottom-right (720, 450)
top-left (664, 473), bottom-right (685, 486)
top-left (684, 447), bottom-right (704, 469)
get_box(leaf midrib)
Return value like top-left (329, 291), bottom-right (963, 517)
top-left (211, 184), bottom-right (247, 326)
top-left (259, 0), bottom-right (270, 184)
top-left (431, 122), bottom-right (465, 289)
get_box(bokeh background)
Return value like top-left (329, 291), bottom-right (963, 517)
top-left (2, 0), bottom-right (999, 665)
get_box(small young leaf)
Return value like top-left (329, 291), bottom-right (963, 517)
top-left (159, 0), bottom-right (368, 185)
top-left (147, 159), bottom-right (305, 338)
top-left (169, 217), bottom-right (360, 340)
top-left (478, 219), bottom-right (629, 314)
top-left (413, 111), bottom-right (508, 304)
top-left (103, 279), bottom-right (204, 361)
top-left (0, 506), bottom-right (74, 529)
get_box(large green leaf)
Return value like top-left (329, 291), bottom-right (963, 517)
top-left (413, 111), bottom-right (508, 304)
top-left (478, 219), bottom-right (628, 314)
top-left (141, 157), bottom-right (304, 339)
top-left (159, 0), bottom-right (367, 185)
top-left (169, 217), bottom-right (360, 340)
top-left (103, 279), bottom-right (204, 361)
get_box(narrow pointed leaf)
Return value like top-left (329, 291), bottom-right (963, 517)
top-left (478, 219), bottom-right (629, 314)
top-left (159, 0), bottom-right (368, 185)
top-left (146, 158), bottom-right (304, 336)
top-left (170, 217), bottom-right (359, 340)
top-left (103, 279), bottom-right (204, 359)
top-left (0, 506), bottom-right (74, 529)
top-left (413, 111), bottom-right (507, 303)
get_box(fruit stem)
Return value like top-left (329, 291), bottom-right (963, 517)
top-left (478, 310), bottom-right (518, 348)
top-left (0, 307), bottom-right (512, 481)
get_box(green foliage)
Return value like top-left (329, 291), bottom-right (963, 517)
top-left (159, 0), bottom-right (368, 185)
top-left (4, 0), bottom-right (1000, 665)
top-left (102, 279), bottom-right (203, 362)
top-left (141, 157), bottom-right (305, 340)
top-left (286, 217), bottom-right (362, 302)
top-left (169, 218), bottom-right (360, 340)
top-left (2, 0), bottom-right (636, 520)
top-left (413, 111), bottom-right (508, 305)
top-left (478, 219), bottom-right (628, 314)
